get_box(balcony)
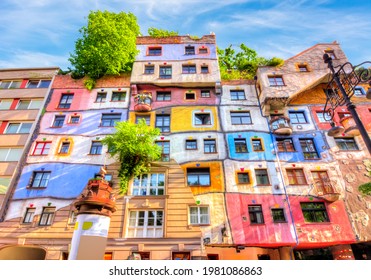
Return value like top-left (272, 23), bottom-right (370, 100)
top-left (133, 92), bottom-right (152, 112)
top-left (314, 179), bottom-right (340, 202)
top-left (340, 116), bottom-right (360, 136)
top-left (270, 116), bottom-right (292, 135)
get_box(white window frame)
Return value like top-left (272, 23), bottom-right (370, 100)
top-left (127, 210), bottom-right (163, 238)
top-left (189, 206), bottom-right (210, 225)
top-left (132, 173), bottom-right (165, 196)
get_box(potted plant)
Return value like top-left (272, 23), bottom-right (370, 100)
top-left (134, 92), bottom-right (152, 111)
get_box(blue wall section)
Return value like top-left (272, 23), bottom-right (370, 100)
top-left (136, 44), bottom-right (217, 61)
top-left (226, 132), bottom-right (275, 161)
top-left (13, 163), bottom-right (102, 200)
top-left (275, 132), bottom-right (332, 162)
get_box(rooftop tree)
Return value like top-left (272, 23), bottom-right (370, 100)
top-left (217, 43), bottom-right (284, 80)
top-left (102, 119), bottom-right (162, 194)
top-left (68, 10), bottom-right (140, 89)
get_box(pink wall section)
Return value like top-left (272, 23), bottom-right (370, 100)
top-left (226, 194), bottom-right (297, 247)
top-left (289, 196), bottom-right (356, 249)
top-left (46, 89), bottom-right (90, 111)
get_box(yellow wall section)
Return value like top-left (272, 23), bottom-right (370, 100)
top-left (172, 106), bottom-right (219, 132)
top-left (181, 161), bottom-right (224, 195)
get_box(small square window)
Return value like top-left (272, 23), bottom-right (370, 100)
top-left (252, 139), bottom-right (263, 151)
top-left (204, 139), bottom-right (216, 153)
top-left (354, 87), bottom-right (365, 96)
top-left (230, 111), bottom-right (252, 125)
top-left (159, 66), bottom-right (172, 79)
top-left (234, 138), bottom-right (248, 153)
top-left (201, 90), bottom-right (211, 98)
top-left (59, 142), bottom-right (70, 154)
top-left (187, 168), bottom-right (210, 186)
top-left (198, 47), bottom-right (208, 54)
top-left (69, 115), bottom-right (80, 124)
top-left (289, 111), bottom-right (307, 124)
top-left (286, 169), bottom-right (307, 185)
top-left (186, 140), bottom-right (197, 150)
top-left (230, 90), bottom-right (245, 100)
top-left (39, 207), bottom-right (56, 226)
top-left (185, 92), bottom-right (196, 100)
top-left (248, 205), bottom-right (264, 224)
top-left (237, 173), bottom-right (250, 184)
top-left (189, 206), bottom-right (210, 224)
top-left (300, 139), bottom-right (319, 159)
top-left (31, 171), bottom-right (51, 188)
top-left (155, 114), bottom-right (170, 132)
top-left (32, 142), bottom-right (51, 155)
top-left (268, 76), bottom-right (285, 86)
top-left (135, 115), bottom-right (150, 125)
top-left (301, 202), bottom-right (329, 223)
top-left (53, 115), bottom-right (65, 127)
top-left (96, 92), bottom-right (107, 102)
top-left (58, 94), bottom-right (74, 109)
top-left (144, 65), bottom-right (155, 74)
top-left (276, 138), bottom-right (295, 152)
top-left (255, 169), bottom-right (270, 185)
top-left (335, 138), bottom-right (359, 150)
top-left (23, 207), bottom-right (36, 224)
top-left (182, 65), bottom-right (196, 74)
top-left (148, 47), bottom-right (162, 56)
top-left (201, 65), bottom-right (209, 73)
top-left (90, 141), bottom-right (102, 155)
top-left (298, 64), bottom-right (308, 72)
top-left (195, 113), bottom-right (211, 125)
top-left (271, 208), bottom-right (286, 223)
top-left (156, 91), bottom-right (171, 101)
top-left (316, 111), bottom-right (331, 123)
top-left (100, 113), bottom-right (121, 127)
top-left (111, 91), bottom-right (126, 101)
top-left (185, 46), bottom-right (195, 55)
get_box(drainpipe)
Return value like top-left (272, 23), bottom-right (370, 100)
top-left (253, 76), bottom-right (299, 259)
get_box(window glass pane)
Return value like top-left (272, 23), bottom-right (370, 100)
top-left (39, 80), bottom-right (51, 88)
top-left (0, 100), bottom-right (12, 110)
top-left (29, 100), bottom-right (43, 109)
top-left (17, 100), bottom-right (30, 109)
top-left (19, 123), bottom-right (32, 133)
top-left (5, 123), bottom-right (20, 133)
top-left (6, 148), bottom-right (23, 161)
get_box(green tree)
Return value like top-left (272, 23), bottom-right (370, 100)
top-left (148, 27), bottom-right (178, 37)
top-left (102, 119), bottom-right (162, 194)
top-left (217, 43), bottom-right (284, 80)
top-left (68, 10), bottom-right (140, 89)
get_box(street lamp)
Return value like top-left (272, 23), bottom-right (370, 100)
top-left (323, 53), bottom-right (371, 155)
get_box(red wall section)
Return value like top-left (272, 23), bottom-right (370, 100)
top-left (289, 196), bottom-right (356, 249)
top-left (226, 194), bottom-right (297, 247)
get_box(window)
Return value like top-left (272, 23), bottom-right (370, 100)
top-left (234, 138), bottom-right (248, 153)
top-left (156, 91), bottom-right (171, 101)
top-left (335, 138), bottom-right (358, 150)
top-left (0, 148), bottom-right (23, 161)
top-left (286, 169), bottom-right (307, 185)
top-left (133, 173), bottom-right (165, 196)
top-left (248, 205), bottom-right (264, 224)
top-left (252, 139), bottom-right (263, 151)
top-left (144, 65), bottom-right (155, 74)
top-left (148, 47), bottom-right (162, 56)
top-left (155, 114), bottom-right (170, 132)
top-left (156, 141), bottom-right (170, 161)
top-left (198, 47), bottom-right (208, 54)
top-left (100, 113), bottom-right (121, 127)
top-left (316, 111), bottom-right (331, 123)
top-left (230, 111), bottom-right (252, 125)
top-left (182, 64), bottom-right (196, 74)
top-left (128, 210), bottom-right (163, 238)
top-left (31, 171), bottom-right (51, 188)
top-left (189, 206), bottom-right (210, 224)
top-left (201, 65), bottom-right (209, 73)
top-left (0, 99), bottom-right (12, 110)
top-left (311, 171), bottom-right (335, 194)
top-left (324, 50), bottom-right (336, 59)
top-left (135, 115), bottom-right (150, 125)
top-left (32, 142), bottom-right (51, 155)
top-left (27, 80), bottom-right (51, 88)
top-left (300, 139), bottom-right (319, 159)
top-left (68, 210), bottom-right (77, 225)
top-left (159, 66), bottom-right (172, 79)
top-left (52, 115), bottom-right (65, 127)
top-left (298, 64), bottom-right (308, 72)
top-left (0, 80), bottom-right (21, 89)
top-left (23, 208), bottom-right (36, 224)
top-left (5, 123), bottom-right (32, 134)
top-left (195, 113), bottom-right (211, 125)
top-left (268, 76), bottom-right (285, 86)
top-left (17, 99), bottom-right (43, 109)
top-left (354, 87), bottom-right (365, 96)
top-left (201, 90), bottom-right (210, 98)
top-left (111, 91), bottom-right (126, 101)
top-left (204, 139), bottom-right (216, 153)
top-left (237, 172), bottom-right (250, 184)
top-left (289, 111), bottom-right (307, 124)
top-left (185, 92), bottom-right (196, 100)
top-left (276, 138), bottom-right (295, 152)
top-left (58, 94), bottom-right (74, 109)
top-left (59, 142), bottom-right (70, 154)
top-left (301, 202), bottom-right (329, 223)
top-left (39, 207), bottom-right (55, 226)
top-left (185, 46), bottom-right (195, 55)
top-left (95, 92), bottom-right (107, 102)
top-left (230, 90), bottom-right (246, 100)
top-left (187, 168), bottom-right (210, 186)
top-left (338, 112), bottom-right (351, 120)
top-left (186, 139), bottom-right (197, 150)
top-left (255, 169), bottom-right (270, 185)
top-left (90, 141), bottom-right (102, 155)
top-left (69, 115), bottom-right (80, 124)
top-left (271, 208), bottom-right (286, 223)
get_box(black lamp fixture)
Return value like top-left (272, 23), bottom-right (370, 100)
top-left (323, 53), bottom-right (371, 154)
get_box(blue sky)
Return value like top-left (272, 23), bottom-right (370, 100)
top-left (0, 0), bottom-right (370, 70)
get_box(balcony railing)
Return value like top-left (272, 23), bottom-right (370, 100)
top-left (270, 116), bottom-right (292, 135)
top-left (314, 179), bottom-right (340, 202)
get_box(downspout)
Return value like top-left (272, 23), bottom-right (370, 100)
top-left (253, 76), bottom-right (299, 259)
